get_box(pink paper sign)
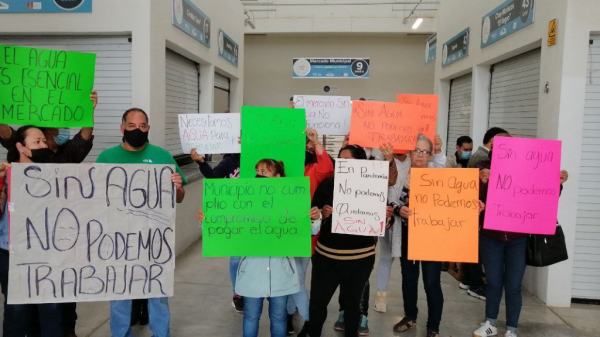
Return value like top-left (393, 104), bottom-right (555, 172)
top-left (484, 137), bottom-right (562, 235)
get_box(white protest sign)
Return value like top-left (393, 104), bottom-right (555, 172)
top-left (332, 159), bottom-right (389, 236)
top-left (293, 95), bottom-right (351, 135)
top-left (178, 113), bottom-right (241, 154)
top-left (8, 164), bottom-right (177, 304)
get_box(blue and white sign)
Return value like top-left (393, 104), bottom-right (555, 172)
top-left (0, 0), bottom-right (92, 13)
top-left (481, 0), bottom-right (535, 48)
top-left (442, 28), bottom-right (470, 68)
top-left (293, 58), bottom-right (369, 79)
top-left (172, 0), bottom-right (211, 48)
top-left (218, 29), bottom-right (238, 67)
top-left (425, 34), bottom-right (437, 64)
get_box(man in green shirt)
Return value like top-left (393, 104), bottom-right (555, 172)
top-left (96, 108), bottom-right (187, 336)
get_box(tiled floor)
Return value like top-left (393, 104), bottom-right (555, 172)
top-left (6, 239), bottom-right (600, 336)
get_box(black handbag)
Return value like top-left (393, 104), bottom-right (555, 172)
top-left (526, 225), bottom-right (569, 267)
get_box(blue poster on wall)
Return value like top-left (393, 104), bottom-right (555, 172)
top-left (481, 0), bottom-right (535, 48)
top-left (293, 58), bottom-right (370, 79)
top-left (425, 34), bottom-right (437, 64)
top-left (218, 29), bottom-right (238, 67)
top-left (172, 0), bottom-right (211, 48)
top-left (0, 0), bottom-right (92, 13)
top-left (442, 28), bottom-right (469, 68)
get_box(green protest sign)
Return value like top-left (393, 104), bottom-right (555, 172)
top-left (0, 45), bottom-right (96, 127)
top-left (240, 106), bottom-right (307, 178)
top-left (202, 177), bottom-right (312, 257)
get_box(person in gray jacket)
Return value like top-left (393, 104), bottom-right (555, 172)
top-left (198, 159), bottom-right (320, 337)
top-left (445, 136), bottom-right (473, 168)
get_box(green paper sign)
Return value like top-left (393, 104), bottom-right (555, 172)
top-left (240, 106), bottom-right (307, 178)
top-left (202, 177), bottom-right (312, 257)
top-left (0, 45), bottom-right (96, 127)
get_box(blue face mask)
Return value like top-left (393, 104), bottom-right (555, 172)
top-left (461, 151), bottom-right (472, 160)
top-left (54, 129), bottom-right (71, 146)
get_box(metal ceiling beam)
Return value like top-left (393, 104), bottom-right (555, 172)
top-left (242, 1), bottom-right (439, 6)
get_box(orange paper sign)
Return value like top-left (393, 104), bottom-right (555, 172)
top-left (397, 94), bottom-right (439, 143)
top-left (349, 100), bottom-right (420, 151)
top-left (408, 168), bottom-right (480, 263)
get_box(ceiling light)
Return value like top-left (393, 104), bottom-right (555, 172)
top-left (412, 17), bottom-right (423, 29)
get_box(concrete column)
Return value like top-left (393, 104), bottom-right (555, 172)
top-left (200, 63), bottom-right (216, 114)
top-left (471, 65), bottom-right (491, 148)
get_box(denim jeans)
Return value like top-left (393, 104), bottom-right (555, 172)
top-left (286, 257), bottom-right (310, 321)
top-left (110, 297), bottom-right (171, 337)
top-left (243, 296), bottom-right (288, 337)
top-left (231, 256), bottom-right (241, 295)
top-left (480, 235), bottom-right (527, 332)
top-left (376, 231), bottom-right (395, 291)
top-left (0, 250), bottom-right (63, 337)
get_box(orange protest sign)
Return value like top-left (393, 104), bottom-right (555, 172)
top-left (408, 168), bottom-right (479, 263)
top-left (397, 94), bottom-right (439, 143)
top-left (348, 100), bottom-right (420, 151)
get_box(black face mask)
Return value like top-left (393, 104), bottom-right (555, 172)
top-left (123, 128), bottom-right (149, 148)
top-left (305, 151), bottom-right (317, 166)
top-left (255, 174), bottom-right (267, 178)
top-left (27, 148), bottom-right (55, 163)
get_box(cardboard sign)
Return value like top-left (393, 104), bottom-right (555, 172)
top-left (397, 94), bottom-right (439, 142)
top-left (202, 177), bottom-right (311, 257)
top-left (293, 95), bottom-right (351, 135)
top-left (178, 113), bottom-right (241, 154)
top-left (0, 45), bottom-right (96, 127)
top-left (348, 100), bottom-right (420, 151)
top-left (240, 106), bottom-right (306, 178)
top-left (8, 164), bottom-right (177, 304)
top-left (408, 168), bottom-right (480, 263)
top-left (331, 159), bottom-right (389, 237)
top-left (484, 137), bottom-right (562, 234)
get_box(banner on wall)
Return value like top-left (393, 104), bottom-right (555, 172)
top-left (481, 0), bottom-right (536, 48)
top-left (293, 58), bottom-right (370, 79)
top-left (0, 0), bottom-right (92, 13)
top-left (172, 0), bottom-right (211, 48)
top-left (442, 28), bottom-right (470, 67)
top-left (8, 164), bottom-right (177, 304)
top-left (218, 29), bottom-right (238, 67)
top-left (425, 34), bottom-right (437, 64)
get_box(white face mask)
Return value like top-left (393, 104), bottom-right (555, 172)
top-left (364, 148), bottom-right (372, 159)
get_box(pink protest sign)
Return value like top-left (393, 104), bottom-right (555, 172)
top-left (484, 137), bottom-right (562, 235)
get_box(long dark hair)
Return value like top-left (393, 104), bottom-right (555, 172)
top-left (7, 125), bottom-right (39, 163)
top-left (338, 145), bottom-right (367, 160)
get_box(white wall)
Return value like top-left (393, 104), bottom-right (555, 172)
top-left (0, 0), bottom-right (246, 255)
top-left (433, 0), bottom-right (600, 307)
top-left (244, 34), bottom-right (436, 107)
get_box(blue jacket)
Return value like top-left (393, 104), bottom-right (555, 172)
top-left (235, 257), bottom-right (300, 298)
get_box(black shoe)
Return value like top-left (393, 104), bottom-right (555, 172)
top-left (426, 331), bottom-right (440, 337)
top-left (297, 321), bottom-right (309, 337)
top-left (468, 286), bottom-right (486, 301)
top-left (287, 314), bottom-right (295, 335)
top-left (441, 262), bottom-right (449, 272)
top-left (232, 295), bottom-right (244, 314)
top-left (393, 317), bottom-right (416, 333)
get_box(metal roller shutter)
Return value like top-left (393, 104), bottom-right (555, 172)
top-left (165, 50), bottom-right (200, 156)
top-left (489, 48), bottom-right (541, 138)
top-left (0, 36), bottom-right (132, 162)
top-left (215, 72), bottom-right (230, 91)
top-left (572, 36), bottom-right (600, 300)
top-left (324, 135), bottom-right (345, 157)
top-left (447, 73), bottom-right (473, 156)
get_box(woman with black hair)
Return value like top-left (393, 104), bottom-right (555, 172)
top-left (308, 144), bottom-right (396, 337)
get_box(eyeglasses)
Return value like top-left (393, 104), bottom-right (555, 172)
top-left (413, 149), bottom-right (432, 156)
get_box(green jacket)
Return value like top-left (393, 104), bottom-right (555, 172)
top-left (467, 146), bottom-right (490, 168)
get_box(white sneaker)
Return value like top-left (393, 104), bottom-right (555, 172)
top-left (473, 321), bottom-right (498, 337)
top-left (459, 282), bottom-right (470, 290)
top-left (504, 331), bottom-right (517, 337)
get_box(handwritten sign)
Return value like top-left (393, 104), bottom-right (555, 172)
top-left (8, 164), bottom-right (176, 304)
top-left (202, 177), bottom-right (311, 257)
top-left (484, 137), bottom-right (562, 234)
top-left (348, 100), bottom-right (420, 151)
top-left (0, 45), bottom-right (96, 128)
top-left (293, 95), bottom-right (351, 135)
top-left (409, 168), bottom-right (480, 262)
top-left (240, 106), bottom-right (306, 178)
top-left (178, 113), bottom-right (240, 154)
top-left (397, 94), bottom-right (439, 142)
top-left (331, 159), bottom-right (389, 237)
